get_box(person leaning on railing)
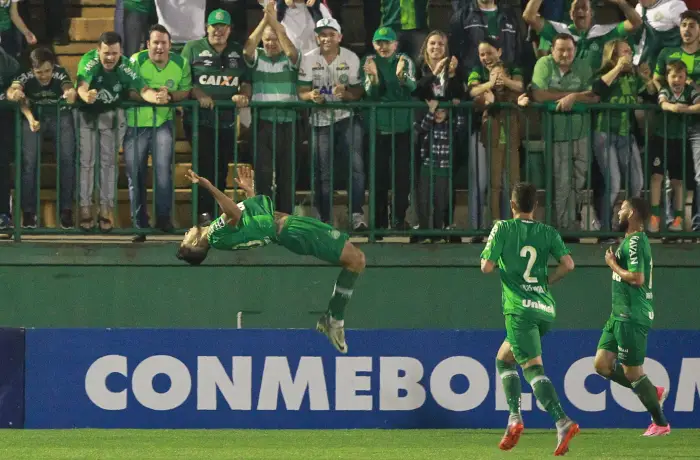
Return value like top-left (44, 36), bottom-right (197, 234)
top-left (648, 61), bottom-right (700, 233)
top-left (181, 9), bottom-right (252, 225)
top-left (244, 1), bottom-right (300, 216)
top-left (75, 31), bottom-right (167, 233)
top-left (361, 26), bottom-right (417, 232)
top-left (529, 32), bottom-right (599, 238)
top-left (468, 37), bottom-right (524, 226)
top-left (126, 24), bottom-right (193, 240)
top-left (0, 43), bottom-right (19, 230)
top-left (6, 47), bottom-right (78, 230)
top-left (590, 39), bottom-right (653, 238)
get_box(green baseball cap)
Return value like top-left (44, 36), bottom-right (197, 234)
top-left (372, 27), bottom-right (397, 42)
top-left (207, 9), bottom-right (231, 26)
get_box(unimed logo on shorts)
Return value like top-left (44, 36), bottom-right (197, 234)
top-left (83, 355), bottom-right (700, 413)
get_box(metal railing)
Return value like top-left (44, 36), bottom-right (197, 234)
top-left (0, 99), bottom-right (697, 242)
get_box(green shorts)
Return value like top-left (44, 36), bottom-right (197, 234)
top-left (277, 215), bottom-right (349, 264)
top-left (597, 317), bottom-right (649, 367)
top-left (505, 314), bottom-right (552, 365)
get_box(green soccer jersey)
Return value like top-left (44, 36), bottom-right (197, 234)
top-left (123, 0), bottom-right (154, 14)
top-left (594, 71), bottom-right (646, 136)
top-left (14, 64), bottom-right (72, 116)
top-left (611, 232), bottom-right (654, 327)
top-left (656, 85), bottom-right (700, 139)
top-left (181, 37), bottom-right (248, 126)
top-left (381, 0), bottom-right (429, 31)
top-left (127, 50), bottom-right (192, 128)
top-left (480, 219), bottom-right (571, 321)
top-left (76, 49), bottom-right (147, 113)
top-left (207, 195), bottom-right (278, 251)
top-left (0, 1), bottom-right (12, 33)
top-left (655, 46), bottom-right (700, 84)
top-left (467, 63), bottom-right (523, 87)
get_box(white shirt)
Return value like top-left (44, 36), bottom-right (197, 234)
top-left (633, 0), bottom-right (687, 65)
top-left (281, 3), bottom-right (332, 56)
top-left (155, 0), bottom-right (207, 44)
top-left (298, 46), bottom-right (361, 127)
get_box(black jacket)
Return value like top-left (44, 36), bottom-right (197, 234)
top-left (449, 0), bottom-right (523, 76)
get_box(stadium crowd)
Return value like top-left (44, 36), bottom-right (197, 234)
top-left (0, 0), bottom-right (699, 244)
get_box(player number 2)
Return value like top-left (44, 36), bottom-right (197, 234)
top-left (520, 246), bottom-right (538, 283)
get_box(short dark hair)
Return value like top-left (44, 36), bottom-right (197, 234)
top-left (627, 197), bottom-right (649, 223)
top-left (511, 182), bottom-right (538, 213)
top-left (176, 245), bottom-right (209, 266)
top-left (478, 36), bottom-right (501, 50)
top-left (680, 10), bottom-right (700, 25)
top-left (149, 24), bottom-right (171, 41)
top-left (552, 33), bottom-right (575, 48)
top-left (667, 60), bottom-right (688, 76)
top-left (98, 31), bottom-right (122, 48)
top-left (29, 47), bottom-right (56, 69)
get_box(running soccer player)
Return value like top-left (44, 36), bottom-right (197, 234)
top-left (177, 165), bottom-right (365, 354)
top-left (593, 197), bottom-right (670, 436)
top-left (480, 182), bottom-right (579, 456)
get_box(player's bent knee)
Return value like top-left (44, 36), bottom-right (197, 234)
top-left (623, 365), bottom-right (643, 382)
top-left (594, 350), bottom-right (615, 376)
top-left (341, 243), bottom-right (365, 273)
top-left (521, 356), bottom-right (543, 369)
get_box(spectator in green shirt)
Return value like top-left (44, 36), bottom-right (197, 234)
top-left (591, 39), bottom-right (654, 234)
top-left (75, 31), bottom-right (166, 232)
top-left (529, 33), bottom-right (599, 233)
top-left (125, 25), bottom-right (192, 239)
top-left (361, 26), bottom-right (417, 231)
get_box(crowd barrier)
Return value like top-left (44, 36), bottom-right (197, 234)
top-left (0, 328), bottom-right (692, 429)
top-left (0, 100), bottom-right (697, 241)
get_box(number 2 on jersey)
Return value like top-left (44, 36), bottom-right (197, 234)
top-left (520, 246), bottom-right (538, 283)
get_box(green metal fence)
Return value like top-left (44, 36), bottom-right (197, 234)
top-left (0, 99), bottom-right (697, 242)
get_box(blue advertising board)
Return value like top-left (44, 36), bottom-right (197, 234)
top-left (0, 328), bottom-right (25, 428)
top-left (24, 329), bottom-right (700, 429)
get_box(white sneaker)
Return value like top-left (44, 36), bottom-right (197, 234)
top-left (352, 213), bottom-right (367, 231)
top-left (316, 314), bottom-right (348, 354)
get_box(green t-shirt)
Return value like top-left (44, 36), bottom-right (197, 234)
top-left (207, 195), bottom-right (278, 250)
top-left (246, 48), bottom-right (298, 123)
top-left (14, 64), bottom-right (73, 116)
top-left (540, 21), bottom-right (628, 70)
top-left (127, 50), bottom-right (192, 128)
top-left (381, 0), bottom-right (429, 31)
top-left (0, 0), bottom-right (14, 33)
top-left (181, 37), bottom-right (249, 126)
top-left (480, 219), bottom-right (571, 322)
top-left (76, 49), bottom-right (147, 113)
top-left (123, 0), bottom-right (154, 14)
top-left (611, 232), bottom-right (654, 328)
top-left (482, 8), bottom-right (500, 39)
top-left (531, 55), bottom-right (592, 141)
top-left (594, 71), bottom-right (646, 136)
top-left (656, 85), bottom-right (700, 139)
top-left (655, 46), bottom-right (700, 84)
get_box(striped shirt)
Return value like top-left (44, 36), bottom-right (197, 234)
top-left (246, 48), bottom-right (299, 123)
top-left (298, 47), bottom-right (361, 127)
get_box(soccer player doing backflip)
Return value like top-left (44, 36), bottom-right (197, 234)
top-left (177, 165), bottom-right (365, 354)
top-left (594, 197), bottom-right (670, 436)
top-left (480, 182), bottom-right (579, 456)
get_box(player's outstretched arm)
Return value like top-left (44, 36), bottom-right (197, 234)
top-left (548, 254), bottom-right (574, 286)
top-left (185, 169), bottom-right (243, 225)
top-left (604, 247), bottom-right (644, 286)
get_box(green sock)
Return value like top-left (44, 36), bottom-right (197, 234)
top-left (651, 205), bottom-right (660, 216)
top-left (674, 210), bottom-right (683, 219)
top-left (632, 375), bottom-right (668, 426)
top-left (327, 269), bottom-right (359, 321)
top-left (606, 361), bottom-right (632, 389)
top-left (496, 359), bottom-right (522, 416)
top-left (523, 365), bottom-right (567, 423)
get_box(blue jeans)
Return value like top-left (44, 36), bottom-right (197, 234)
top-left (22, 112), bottom-right (75, 214)
top-left (468, 132), bottom-right (488, 229)
top-left (593, 132), bottom-right (643, 231)
top-left (689, 126), bottom-right (700, 231)
top-left (123, 122), bottom-right (174, 226)
top-left (114, 0), bottom-right (124, 39)
top-left (313, 117), bottom-right (365, 223)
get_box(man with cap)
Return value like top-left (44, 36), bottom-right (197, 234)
top-left (297, 18), bottom-right (367, 230)
top-left (182, 8), bottom-right (252, 224)
top-left (361, 26), bottom-right (417, 232)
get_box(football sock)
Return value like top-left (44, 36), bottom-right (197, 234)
top-left (651, 205), bottom-right (660, 217)
top-left (327, 268), bottom-right (359, 322)
top-left (497, 359), bottom-right (522, 416)
top-left (523, 365), bottom-right (567, 423)
top-left (606, 361), bottom-right (633, 389)
top-left (632, 375), bottom-right (668, 426)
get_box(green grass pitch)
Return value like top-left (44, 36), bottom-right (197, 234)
top-left (0, 429), bottom-right (696, 459)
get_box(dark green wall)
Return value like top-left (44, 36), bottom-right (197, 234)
top-left (1, 243), bottom-right (699, 329)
